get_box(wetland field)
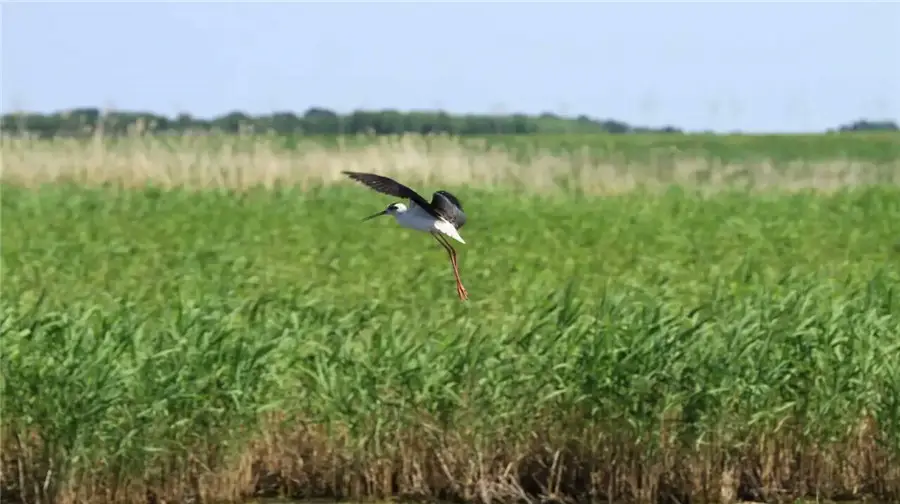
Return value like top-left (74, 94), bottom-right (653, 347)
top-left (2, 131), bottom-right (900, 504)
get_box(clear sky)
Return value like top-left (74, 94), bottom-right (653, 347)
top-left (2, 1), bottom-right (898, 133)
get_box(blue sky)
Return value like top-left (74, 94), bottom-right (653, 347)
top-left (3, 1), bottom-right (898, 132)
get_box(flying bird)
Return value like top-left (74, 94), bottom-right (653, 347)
top-left (342, 171), bottom-right (469, 301)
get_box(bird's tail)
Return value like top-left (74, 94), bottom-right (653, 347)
top-left (446, 229), bottom-right (466, 244)
top-left (436, 219), bottom-right (466, 244)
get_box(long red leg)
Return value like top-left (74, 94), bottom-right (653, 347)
top-left (434, 233), bottom-right (467, 301)
top-left (432, 232), bottom-right (468, 301)
top-left (439, 236), bottom-right (466, 297)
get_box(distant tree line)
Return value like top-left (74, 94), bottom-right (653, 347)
top-left (833, 119), bottom-right (899, 133)
top-left (1, 107), bottom-right (897, 138)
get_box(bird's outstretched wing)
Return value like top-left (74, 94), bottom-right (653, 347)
top-left (430, 190), bottom-right (467, 229)
top-left (342, 171), bottom-right (438, 217)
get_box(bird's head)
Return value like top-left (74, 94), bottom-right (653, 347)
top-left (362, 202), bottom-right (408, 221)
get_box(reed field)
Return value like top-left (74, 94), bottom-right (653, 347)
top-left (2, 131), bottom-right (900, 504)
top-left (3, 130), bottom-right (899, 192)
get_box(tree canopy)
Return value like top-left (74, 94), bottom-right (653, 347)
top-left (1, 107), bottom-right (896, 138)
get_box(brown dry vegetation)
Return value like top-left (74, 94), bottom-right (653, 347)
top-left (2, 132), bottom-right (900, 504)
top-left (5, 412), bottom-right (899, 504)
top-left (2, 132), bottom-right (898, 193)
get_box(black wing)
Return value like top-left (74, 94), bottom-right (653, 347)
top-left (341, 171), bottom-right (439, 218)
top-left (430, 190), bottom-right (467, 229)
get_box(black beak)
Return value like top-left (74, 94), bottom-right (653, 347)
top-left (362, 210), bottom-right (387, 222)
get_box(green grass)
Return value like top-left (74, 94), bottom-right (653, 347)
top-left (208, 130), bottom-right (894, 164)
top-left (15, 130), bottom-right (900, 164)
top-left (3, 181), bottom-right (900, 504)
top-left (479, 131), bottom-right (900, 164)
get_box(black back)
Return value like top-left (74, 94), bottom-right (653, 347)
top-left (342, 171), bottom-right (441, 219)
top-left (430, 190), bottom-right (466, 229)
top-left (342, 171), bottom-right (467, 227)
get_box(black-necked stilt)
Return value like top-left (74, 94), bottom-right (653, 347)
top-left (342, 171), bottom-right (469, 301)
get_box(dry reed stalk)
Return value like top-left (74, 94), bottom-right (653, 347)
top-left (3, 416), bottom-right (896, 504)
top-left (2, 133), bottom-right (897, 194)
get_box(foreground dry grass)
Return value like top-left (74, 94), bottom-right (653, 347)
top-left (6, 412), bottom-right (898, 504)
top-left (2, 132), bottom-right (899, 193)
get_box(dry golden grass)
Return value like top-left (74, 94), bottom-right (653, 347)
top-left (5, 414), bottom-right (898, 504)
top-left (2, 132), bottom-right (898, 194)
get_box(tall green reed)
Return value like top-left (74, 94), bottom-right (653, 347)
top-left (2, 183), bottom-right (899, 503)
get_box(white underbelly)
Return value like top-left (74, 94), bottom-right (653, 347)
top-left (397, 213), bottom-right (466, 244)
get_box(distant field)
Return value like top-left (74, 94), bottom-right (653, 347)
top-left (296, 131), bottom-right (900, 163)
top-left (3, 131), bottom-right (899, 192)
top-left (2, 132), bottom-right (900, 504)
